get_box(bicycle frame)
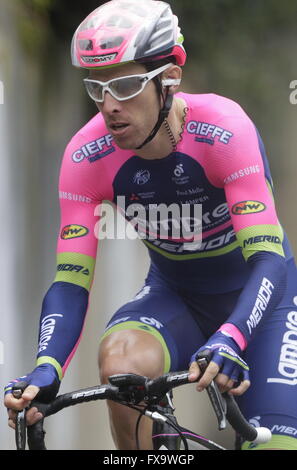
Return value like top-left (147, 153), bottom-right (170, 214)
top-left (151, 396), bottom-right (225, 450)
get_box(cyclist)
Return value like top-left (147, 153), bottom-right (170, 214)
top-left (4, 0), bottom-right (297, 450)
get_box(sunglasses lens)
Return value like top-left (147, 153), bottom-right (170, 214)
top-left (84, 76), bottom-right (146, 102)
top-left (110, 77), bottom-right (144, 99)
top-left (84, 81), bottom-right (103, 102)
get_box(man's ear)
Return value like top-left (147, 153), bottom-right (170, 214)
top-left (161, 65), bottom-right (182, 94)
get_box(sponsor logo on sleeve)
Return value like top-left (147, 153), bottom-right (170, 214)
top-left (231, 200), bottom-right (266, 215)
top-left (224, 165), bottom-right (261, 185)
top-left (186, 121), bottom-right (233, 145)
top-left (72, 134), bottom-right (115, 163)
top-left (246, 277), bottom-right (274, 335)
top-left (60, 224), bottom-right (89, 240)
top-left (57, 264), bottom-right (90, 276)
top-left (59, 192), bottom-right (92, 204)
top-left (243, 235), bottom-right (281, 248)
top-left (38, 314), bottom-right (63, 353)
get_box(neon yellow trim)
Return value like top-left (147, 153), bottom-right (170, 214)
top-left (266, 178), bottom-right (274, 195)
top-left (242, 434), bottom-right (297, 450)
top-left (36, 356), bottom-right (63, 381)
top-left (219, 352), bottom-right (249, 370)
top-left (54, 252), bottom-right (95, 291)
top-left (177, 34), bottom-right (184, 44)
top-left (100, 321), bottom-right (171, 373)
top-left (142, 239), bottom-right (239, 260)
top-left (236, 224), bottom-right (285, 261)
top-left (85, 60), bottom-right (134, 71)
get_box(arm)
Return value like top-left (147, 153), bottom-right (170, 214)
top-left (214, 113), bottom-right (286, 348)
top-left (5, 134), bottom-right (105, 420)
top-left (37, 134), bottom-right (104, 380)
top-left (190, 107), bottom-right (287, 393)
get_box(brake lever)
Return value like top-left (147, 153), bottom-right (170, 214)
top-left (15, 409), bottom-right (26, 450)
top-left (12, 382), bottom-right (29, 450)
top-left (196, 351), bottom-right (227, 431)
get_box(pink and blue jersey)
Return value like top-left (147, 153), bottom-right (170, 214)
top-left (29, 91), bottom-right (297, 449)
top-left (38, 92), bottom-right (288, 380)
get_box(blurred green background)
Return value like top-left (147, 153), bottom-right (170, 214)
top-left (0, 0), bottom-right (297, 450)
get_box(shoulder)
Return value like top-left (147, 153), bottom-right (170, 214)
top-left (179, 92), bottom-right (258, 151)
top-left (179, 92), bottom-right (250, 120)
top-left (178, 93), bottom-right (263, 186)
top-left (59, 113), bottom-right (133, 201)
top-left (63, 112), bottom-right (114, 164)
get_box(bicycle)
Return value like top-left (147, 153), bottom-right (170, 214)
top-left (12, 351), bottom-right (271, 451)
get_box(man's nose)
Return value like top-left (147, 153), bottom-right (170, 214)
top-left (101, 91), bottom-right (122, 113)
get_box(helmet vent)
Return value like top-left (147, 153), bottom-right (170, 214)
top-left (100, 36), bottom-right (124, 49)
top-left (150, 30), bottom-right (172, 50)
top-left (78, 39), bottom-right (93, 51)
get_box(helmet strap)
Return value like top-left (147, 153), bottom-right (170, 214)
top-left (135, 90), bottom-right (173, 150)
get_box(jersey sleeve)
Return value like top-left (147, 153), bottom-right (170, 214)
top-left (205, 106), bottom-right (287, 347)
top-left (206, 110), bottom-right (284, 261)
top-left (36, 133), bottom-right (107, 380)
top-left (55, 134), bottom-right (103, 290)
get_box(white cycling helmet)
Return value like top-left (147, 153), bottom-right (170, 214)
top-left (71, 0), bottom-right (186, 68)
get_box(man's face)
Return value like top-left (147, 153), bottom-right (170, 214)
top-left (88, 62), bottom-right (161, 150)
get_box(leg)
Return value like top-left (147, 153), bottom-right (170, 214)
top-left (99, 329), bottom-right (165, 450)
top-left (98, 282), bottom-right (207, 450)
top-left (239, 258), bottom-right (297, 450)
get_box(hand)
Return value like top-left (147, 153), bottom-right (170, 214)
top-left (4, 363), bottom-right (60, 429)
top-left (188, 332), bottom-right (250, 396)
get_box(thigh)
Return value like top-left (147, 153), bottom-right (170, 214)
top-left (100, 282), bottom-right (207, 373)
top-left (239, 258), bottom-right (297, 450)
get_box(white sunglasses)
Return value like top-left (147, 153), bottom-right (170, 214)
top-left (83, 63), bottom-right (180, 103)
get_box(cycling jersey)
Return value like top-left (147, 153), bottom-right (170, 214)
top-left (56, 93), bottom-right (288, 289)
top-left (34, 92), bottom-right (296, 448)
top-left (38, 91), bottom-right (288, 370)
